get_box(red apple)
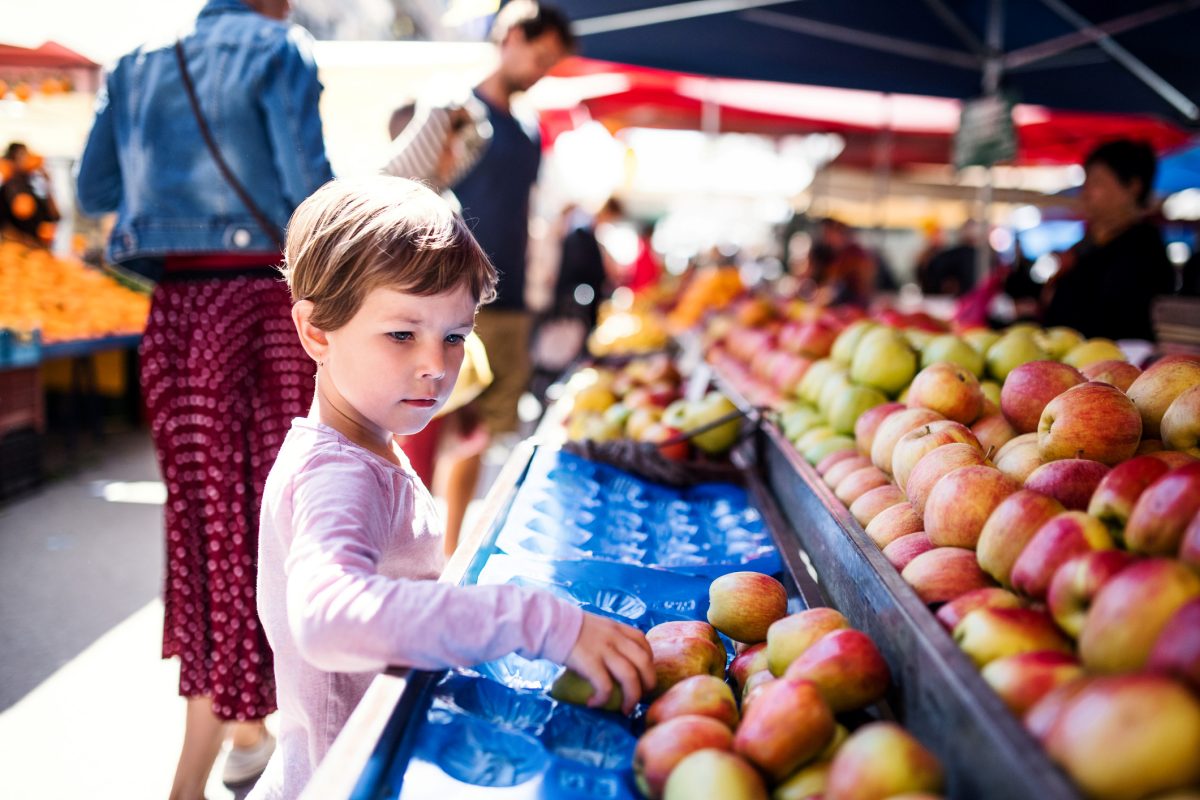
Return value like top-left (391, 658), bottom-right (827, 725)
top-left (1126, 354), bottom-right (1200, 439)
top-left (1151, 450), bottom-right (1200, 469)
top-left (647, 620), bottom-right (724, 651)
top-left (1000, 360), bottom-right (1085, 433)
top-left (783, 628), bottom-right (891, 712)
top-left (882, 532), bottom-right (934, 571)
top-left (865, 502), bottom-right (924, 549)
top-left (870, 407), bottom-right (945, 474)
top-left (1081, 358), bottom-right (1141, 393)
top-left (993, 432), bottom-right (1043, 484)
top-left (971, 413), bottom-right (1018, 460)
top-left (729, 642), bottom-right (769, 692)
top-left (1080, 558), bottom-right (1200, 674)
top-left (766, 608), bottom-right (850, 676)
top-left (854, 402), bottom-right (906, 456)
top-left (1023, 458), bottom-right (1110, 511)
top-left (662, 749), bottom-right (767, 800)
top-left (824, 455), bottom-right (873, 490)
top-left (907, 362), bottom-right (985, 424)
top-left (1124, 463), bottom-right (1200, 556)
top-left (953, 607), bottom-right (1072, 668)
top-left (1024, 677), bottom-right (1094, 743)
top-left (976, 490), bottom-right (1067, 587)
top-left (1162, 384), bottom-right (1200, 457)
top-left (905, 442), bottom-right (988, 517)
top-left (935, 587), bottom-right (1024, 633)
top-left (1046, 549), bottom-right (1138, 637)
top-left (774, 354), bottom-right (814, 395)
top-left (891, 420), bottom-right (981, 496)
top-left (1009, 511), bottom-right (1114, 600)
top-left (1147, 598), bottom-right (1200, 693)
top-left (707, 572), bottom-right (788, 644)
top-left (733, 677), bottom-right (835, 781)
top-left (825, 722), bottom-right (944, 800)
top-left (834, 466), bottom-right (891, 506)
top-left (1086, 455), bottom-right (1172, 541)
top-left (1181, 508), bottom-right (1200, 570)
top-left (635, 714), bottom-right (736, 800)
top-left (643, 422), bottom-right (690, 461)
top-left (924, 465), bottom-right (1019, 549)
top-left (792, 320), bottom-right (840, 359)
top-left (817, 448), bottom-right (861, 477)
top-left (1038, 382), bottom-right (1143, 465)
top-left (651, 636), bottom-right (727, 697)
top-left (740, 669), bottom-right (776, 711)
top-left (981, 651), bottom-right (1084, 717)
top-left (901, 547), bottom-right (995, 605)
top-left (645, 674), bottom-right (739, 730)
top-left (849, 484), bottom-right (906, 527)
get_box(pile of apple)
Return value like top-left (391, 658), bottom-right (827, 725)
top-left (791, 341), bottom-right (1200, 799)
top-left (562, 356), bottom-right (743, 459)
top-left (586, 571), bottom-right (942, 800)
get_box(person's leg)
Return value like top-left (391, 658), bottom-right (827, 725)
top-left (230, 720), bottom-right (269, 749)
top-left (169, 697), bottom-right (226, 800)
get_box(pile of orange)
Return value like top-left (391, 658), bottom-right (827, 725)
top-left (666, 266), bottom-right (745, 331)
top-left (0, 240), bottom-right (150, 343)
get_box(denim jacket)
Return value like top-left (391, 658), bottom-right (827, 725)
top-left (76, 0), bottom-right (333, 263)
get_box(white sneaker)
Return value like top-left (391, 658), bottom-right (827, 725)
top-left (222, 730), bottom-right (276, 786)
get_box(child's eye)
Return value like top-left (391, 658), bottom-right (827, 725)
top-left (387, 331), bottom-right (413, 342)
top-left (445, 334), bottom-right (467, 345)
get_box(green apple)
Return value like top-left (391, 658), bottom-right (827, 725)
top-left (980, 380), bottom-right (1002, 406)
top-left (798, 359), bottom-right (839, 405)
top-left (905, 329), bottom-right (936, 351)
top-left (831, 320), bottom-right (879, 365)
top-left (827, 385), bottom-right (888, 435)
top-left (816, 368), bottom-right (853, 416)
top-left (921, 334), bottom-right (985, 377)
top-left (963, 327), bottom-right (1002, 355)
top-left (795, 426), bottom-right (837, 453)
top-left (985, 330), bottom-right (1049, 382)
top-left (550, 669), bottom-right (623, 711)
top-left (686, 392), bottom-right (742, 455)
top-left (851, 328), bottom-right (918, 397)
top-left (804, 435), bottom-right (857, 465)
top-left (779, 404), bottom-right (823, 441)
top-left (1062, 338), bottom-right (1126, 369)
top-left (663, 749), bottom-right (767, 800)
top-left (1035, 326), bottom-right (1084, 360)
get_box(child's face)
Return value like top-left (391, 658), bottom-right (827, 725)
top-left (324, 284), bottom-right (477, 438)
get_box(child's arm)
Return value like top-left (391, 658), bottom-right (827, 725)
top-left (563, 612), bottom-right (656, 715)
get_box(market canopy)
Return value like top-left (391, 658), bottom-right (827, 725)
top-left (0, 41), bottom-right (97, 70)
top-left (549, 0), bottom-right (1200, 124)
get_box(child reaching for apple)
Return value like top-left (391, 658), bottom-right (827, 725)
top-left (248, 177), bottom-right (655, 800)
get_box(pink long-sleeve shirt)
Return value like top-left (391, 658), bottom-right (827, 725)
top-left (249, 419), bottom-right (584, 800)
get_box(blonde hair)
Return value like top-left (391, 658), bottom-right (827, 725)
top-left (282, 176), bottom-right (497, 331)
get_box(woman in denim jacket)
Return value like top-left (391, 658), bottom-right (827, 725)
top-left (76, 1), bottom-right (332, 796)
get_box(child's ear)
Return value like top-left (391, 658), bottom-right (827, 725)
top-left (292, 300), bottom-right (329, 363)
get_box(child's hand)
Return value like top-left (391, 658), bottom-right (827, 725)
top-left (564, 612), bottom-right (655, 715)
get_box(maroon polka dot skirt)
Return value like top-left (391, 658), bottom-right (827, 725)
top-left (140, 273), bottom-right (314, 721)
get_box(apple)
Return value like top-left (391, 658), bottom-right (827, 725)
top-left (791, 320), bottom-right (840, 359)
top-left (707, 572), bottom-right (788, 644)
top-left (825, 456), bottom-right (873, 490)
top-left (882, 532), bottom-right (934, 571)
top-left (1081, 358), bottom-right (1142, 393)
top-left (891, 420), bottom-right (980, 495)
top-left (662, 748), bottom-right (767, 800)
top-left (851, 327), bottom-right (918, 397)
top-left (773, 354), bottom-right (813, 396)
top-left (733, 677), bottom-right (835, 781)
top-left (1024, 677), bottom-right (1094, 743)
top-left (993, 431), bottom-right (1041, 482)
top-left (963, 327), bottom-right (1001, 355)
top-left (740, 669), bottom-right (776, 710)
top-left (901, 547), bottom-right (995, 605)
top-left (971, 413), bottom-right (1018, 460)
top-left (976, 490), bottom-right (1066, 587)
top-left (854, 402), bottom-right (906, 456)
top-left (646, 620), bottom-right (724, 651)
top-left (772, 760), bottom-right (831, 800)
top-left (870, 408), bottom-right (945, 474)
top-left (1046, 549), bottom-right (1137, 637)
top-left (651, 635), bottom-right (727, 696)
top-left (1123, 463), bottom-right (1200, 556)
top-left (636, 716), bottom-right (736, 800)
top-left (1038, 382), bottom-right (1142, 465)
top-left (831, 320), bottom-right (879, 365)
top-left (1009, 511), bottom-right (1114, 600)
top-left (783, 629), bottom-right (891, 712)
top-left (817, 369), bottom-right (854, 417)
top-left (626, 406), bottom-right (664, 441)
top-left (828, 384), bottom-right (889, 435)
top-left (798, 359), bottom-right (840, 405)
top-left (1126, 354), bottom-right (1200, 439)
top-left (781, 404), bottom-right (824, 441)
top-left (642, 422), bottom-right (690, 461)
top-left (1086, 455), bottom-right (1172, 541)
top-left (921, 334), bottom-right (985, 377)
top-left (1080, 558), bottom-right (1200, 674)
top-left (1181, 509), bottom-right (1200, 570)
top-left (795, 426), bottom-right (837, 453)
top-left (906, 362), bottom-right (985, 425)
top-left (1023, 458), bottom-right (1110, 511)
top-left (980, 379), bottom-right (1002, 407)
top-left (645, 674), bottom-right (739, 730)
top-left (1161, 384), bottom-right (1200, 457)
top-left (816, 448), bottom-right (861, 477)
top-left (905, 443), bottom-right (987, 517)
top-left (825, 722), bottom-right (944, 800)
top-left (935, 587), bottom-right (1024, 633)
top-left (865, 502), bottom-right (924, 549)
top-left (804, 435), bottom-right (858, 466)
top-left (550, 668), bottom-right (624, 711)
top-left (1035, 326), bottom-right (1084, 359)
top-left (1148, 598), bottom-right (1200, 693)
top-left (924, 466), bottom-right (1018, 549)
top-left (1043, 675), bottom-right (1200, 800)
top-left (1061, 338), bottom-right (1126, 369)
top-left (687, 391), bottom-right (743, 455)
top-left (1152, 450), bottom-right (1200, 468)
top-left (766, 608), bottom-right (850, 676)
top-left (834, 466), bottom-right (891, 507)
top-left (729, 642), bottom-right (769, 692)
top-left (981, 651), bottom-right (1084, 717)
top-left (999, 360), bottom-right (1085, 434)
top-left (849, 484), bottom-right (906, 527)
top-left (953, 607), bottom-right (1072, 668)
top-left (985, 330), bottom-right (1049, 382)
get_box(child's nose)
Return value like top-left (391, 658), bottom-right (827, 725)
top-left (417, 344), bottom-right (446, 381)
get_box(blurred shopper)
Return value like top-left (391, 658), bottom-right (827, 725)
top-left (382, 1), bottom-right (573, 554)
top-left (922, 220), bottom-right (983, 297)
top-left (1043, 140), bottom-right (1173, 341)
top-left (75, 1), bottom-right (333, 796)
top-left (816, 218), bottom-right (877, 306)
top-left (0, 142), bottom-right (60, 246)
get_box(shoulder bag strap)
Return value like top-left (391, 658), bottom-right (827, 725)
top-left (173, 40), bottom-right (285, 252)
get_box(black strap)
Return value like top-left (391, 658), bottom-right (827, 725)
top-left (173, 40), bottom-right (285, 252)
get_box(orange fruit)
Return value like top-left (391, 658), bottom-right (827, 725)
top-left (9, 193), bottom-right (37, 220)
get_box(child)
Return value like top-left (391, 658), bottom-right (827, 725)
top-left (248, 177), bottom-right (655, 799)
